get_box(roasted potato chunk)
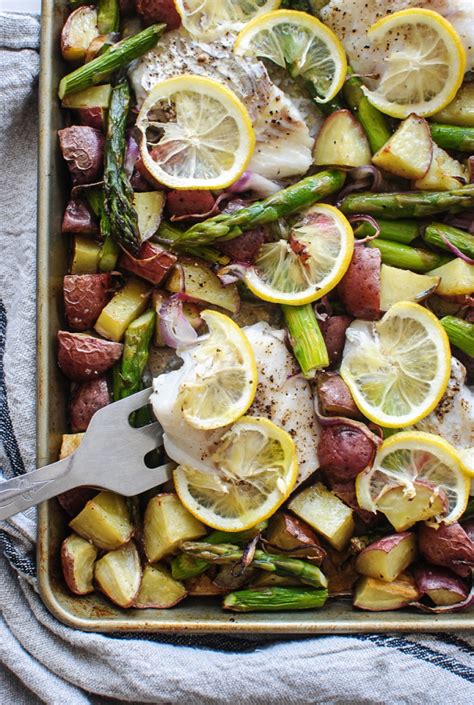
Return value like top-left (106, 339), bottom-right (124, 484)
top-left (63, 273), bottom-right (112, 332)
top-left (337, 247), bottom-right (381, 320)
top-left (316, 372), bottom-right (362, 419)
top-left (265, 512), bottom-right (326, 565)
top-left (58, 331), bottom-right (123, 382)
top-left (166, 261), bottom-right (239, 314)
top-left (135, 564), bottom-right (187, 608)
top-left (61, 533), bottom-right (98, 595)
top-left (414, 564), bottom-right (469, 606)
top-left (355, 532), bottom-right (417, 582)
top-left (69, 377), bottom-right (110, 432)
top-left (94, 277), bottom-right (151, 342)
top-left (143, 493), bottom-right (206, 563)
top-left (69, 490), bottom-right (134, 550)
top-left (61, 5), bottom-right (99, 62)
top-left (418, 522), bottom-right (474, 578)
top-left (58, 126), bottom-right (104, 185)
top-left (95, 541), bottom-right (141, 608)
top-left (353, 573), bottom-right (421, 611)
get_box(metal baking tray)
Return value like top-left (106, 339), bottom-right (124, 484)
top-left (36, 0), bottom-right (473, 633)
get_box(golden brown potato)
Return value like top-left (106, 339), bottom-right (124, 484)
top-left (95, 542), bottom-right (142, 608)
top-left (143, 493), bottom-right (206, 563)
top-left (61, 533), bottom-right (98, 595)
top-left (135, 564), bottom-right (187, 608)
top-left (353, 573), bottom-right (421, 611)
top-left (61, 5), bottom-right (99, 62)
top-left (69, 490), bottom-right (134, 550)
top-left (355, 532), bottom-right (417, 582)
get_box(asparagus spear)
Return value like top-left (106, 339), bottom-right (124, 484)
top-left (339, 185), bottom-right (474, 219)
top-left (113, 309), bottom-right (156, 401)
top-left (97, 0), bottom-right (119, 34)
top-left (368, 239), bottom-right (450, 273)
top-left (354, 218), bottom-right (420, 244)
top-left (343, 70), bottom-right (392, 153)
top-left (430, 124), bottom-right (474, 153)
top-left (180, 542), bottom-right (328, 588)
top-left (423, 223), bottom-right (474, 259)
top-left (158, 221), bottom-right (229, 265)
top-left (283, 304), bottom-right (329, 378)
top-left (440, 317), bottom-right (474, 357)
top-left (223, 586), bottom-right (328, 612)
top-left (174, 171), bottom-right (346, 246)
top-left (104, 79), bottom-right (141, 256)
top-left (58, 24), bottom-right (165, 98)
top-left (172, 525), bottom-right (267, 581)
top-left (84, 187), bottom-right (120, 270)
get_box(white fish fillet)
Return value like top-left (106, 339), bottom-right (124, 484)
top-left (129, 30), bottom-right (314, 180)
top-left (151, 321), bottom-right (320, 485)
top-left (321, 0), bottom-right (474, 80)
top-left (414, 358), bottom-right (474, 450)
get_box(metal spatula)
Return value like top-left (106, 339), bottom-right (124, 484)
top-left (0, 388), bottom-right (172, 521)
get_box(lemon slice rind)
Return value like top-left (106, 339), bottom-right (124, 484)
top-left (173, 416), bottom-right (298, 531)
top-left (136, 75), bottom-right (255, 190)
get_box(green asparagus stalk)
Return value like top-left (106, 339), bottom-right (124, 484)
top-left (175, 171), bottom-right (346, 246)
top-left (158, 221), bottom-right (229, 265)
top-left (339, 185), bottom-right (474, 219)
top-left (58, 24), bottom-right (165, 98)
top-left (171, 524), bottom-right (268, 581)
top-left (223, 586), bottom-right (328, 612)
top-left (283, 304), bottom-right (329, 378)
top-left (97, 0), bottom-right (119, 34)
top-left (423, 222), bottom-right (474, 259)
top-left (114, 309), bottom-right (156, 401)
top-left (430, 124), bottom-right (474, 153)
top-left (98, 232), bottom-right (120, 271)
top-left (440, 317), bottom-right (474, 357)
top-left (368, 239), bottom-right (451, 273)
top-left (180, 542), bottom-right (328, 588)
top-left (354, 218), bottom-right (420, 244)
top-left (343, 70), bottom-right (392, 153)
top-left (104, 79), bottom-right (141, 256)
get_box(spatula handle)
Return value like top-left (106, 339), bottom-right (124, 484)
top-left (0, 457), bottom-right (77, 520)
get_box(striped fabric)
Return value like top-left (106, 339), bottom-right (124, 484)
top-left (0, 11), bottom-right (472, 704)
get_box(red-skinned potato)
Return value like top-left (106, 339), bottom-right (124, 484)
top-left (353, 573), bottom-right (421, 611)
top-left (58, 127), bottom-right (104, 185)
top-left (378, 482), bottom-right (448, 532)
top-left (95, 541), bottom-right (142, 608)
top-left (75, 107), bottom-right (107, 131)
top-left (135, 564), bottom-right (188, 608)
top-left (58, 488), bottom-right (98, 516)
top-left (418, 522), bottom-right (474, 577)
top-left (319, 315), bottom-right (352, 369)
top-left (166, 189), bottom-right (216, 220)
top-left (313, 110), bottom-right (371, 168)
top-left (317, 424), bottom-right (377, 482)
top-left (217, 228), bottom-right (267, 264)
top-left (316, 372), bottom-right (362, 419)
top-left (328, 480), bottom-right (379, 526)
top-left (462, 519), bottom-right (474, 543)
top-left (61, 5), bottom-right (99, 62)
top-left (69, 377), bottom-right (110, 432)
top-left (119, 241), bottom-right (177, 285)
top-left (414, 564), bottom-right (469, 606)
top-left (64, 273), bottom-right (112, 331)
top-left (61, 533), bottom-right (98, 595)
top-left (264, 512), bottom-right (327, 565)
top-left (62, 199), bottom-right (99, 235)
top-left (136, 0), bottom-right (181, 29)
top-left (355, 532), bottom-right (416, 582)
top-left (338, 246), bottom-right (381, 320)
top-left (58, 331), bottom-right (123, 382)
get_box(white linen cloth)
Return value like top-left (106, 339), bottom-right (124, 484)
top-left (0, 11), bottom-right (473, 704)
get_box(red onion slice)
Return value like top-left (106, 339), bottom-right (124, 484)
top-left (440, 234), bottom-right (474, 264)
top-left (348, 215), bottom-right (381, 244)
top-left (158, 295), bottom-right (198, 349)
top-left (124, 134), bottom-right (140, 178)
top-left (229, 171), bottom-right (281, 198)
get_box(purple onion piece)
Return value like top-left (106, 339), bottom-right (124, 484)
top-left (348, 214), bottom-right (381, 244)
top-left (444, 210), bottom-right (474, 234)
top-left (337, 165), bottom-right (384, 202)
top-left (217, 263), bottom-right (250, 286)
top-left (232, 534), bottom-right (260, 577)
top-left (124, 134), bottom-right (140, 178)
top-left (158, 294), bottom-right (198, 349)
top-left (440, 234), bottom-right (474, 264)
top-left (229, 171), bottom-right (281, 198)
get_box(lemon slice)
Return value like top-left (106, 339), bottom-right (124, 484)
top-left (459, 448), bottom-right (474, 478)
top-left (340, 301), bottom-right (451, 428)
top-left (362, 9), bottom-right (466, 119)
top-left (178, 310), bottom-right (257, 430)
top-left (234, 10), bottom-right (347, 103)
top-left (173, 416), bottom-right (298, 531)
top-left (356, 431), bottom-right (470, 528)
top-left (136, 76), bottom-right (255, 190)
top-left (239, 203), bottom-right (353, 305)
top-left (175, 0), bottom-right (281, 40)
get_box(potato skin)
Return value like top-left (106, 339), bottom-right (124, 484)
top-left (317, 424), bottom-right (376, 482)
top-left (166, 190), bottom-right (216, 219)
top-left (218, 228), bottom-right (267, 264)
top-left (265, 512), bottom-right (327, 565)
top-left (69, 377), bottom-right (111, 432)
top-left (57, 487), bottom-right (98, 516)
top-left (75, 107), bottom-right (107, 131)
top-left (58, 126), bottom-right (104, 185)
top-left (119, 241), bottom-right (177, 285)
top-left (64, 273), bottom-right (112, 331)
top-left (328, 479), bottom-right (378, 526)
top-left (418, 522), bottom-right (474, 578)
top-left (316, 372), bottom-right (362, 419)
top-left (414, 564), bottom-right (469, 603)
top-left (319, 315), bottom-right (352, 369)
top-left (62, 199), bottom-right (99, 235)
top-left (136, 0), bottom-right (181, 28)
top-left (58, 331), bottom-right (123, 382)
top-left (61, 5), bottom-right (99, 62)
top-left (337, 247), bottom-right (381, 320)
